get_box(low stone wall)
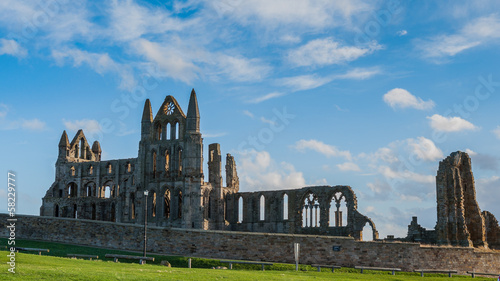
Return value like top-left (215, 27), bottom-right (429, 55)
top-left (2, 214), bottom-right (500, 274)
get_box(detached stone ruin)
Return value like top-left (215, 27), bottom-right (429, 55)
top-left (403, 151), bottom-right (500, 250)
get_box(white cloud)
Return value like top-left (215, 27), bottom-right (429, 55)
top-left (237, 150), bottom-right (306, 191)
top-left (0, 39), bottom-right (27, 58)
top-left (242, 110), bottom-right (254, 118)
top-left (63, 119), bottom-right (102, 134)
top-left (492, 126), bottom-right (500, 140)
top-left (379, 166), bottom-right (434, 184)
top-left (337, 162), bottom-right (361, 172)
top-left (419, 15), bottom-right (500, 58)
top-left (465, 148), bottom-right (477, 156)
top-left (406, 137), bottom-right (443, 161)
top-left (333, 67), bottom-right (381, 80)
top-left (293, 139), bottom-right (352, 160)
top-left (52, 48), bottom-right (135, 90)
top-left (260, 117), bottom-right (276, 126)
top-left (247, 92), bottom-right (285, 104)
top-left (397, 30), bottom-right (407, 36)
top-left (21, 119), bottom-right (46, 131)
top-left (280, 74), bottom-right (332, 91)
top-left (212, 0), bottom-right (373, 30)
top-left (132, 39), bottom-right (200, 84)
top-left (383, 88), bottom-right (434, 110)
top-left (203, 132), bottom-right (227, 138)
top-left (216, 54), bottom-right (271, 82)
top-left (427, 114), bottom-right (477, 132)
top-left (288, 37), bottom-right (381, 67)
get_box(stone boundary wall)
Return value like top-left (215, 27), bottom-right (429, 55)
top-left (2, 214), bottom-right (500, 274)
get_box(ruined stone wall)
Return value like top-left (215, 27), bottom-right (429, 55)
top-left (484, 211), bottom-right (500, 250)
top-left (435, 151), bottom-right (487, 247)
top-left (228, 185), bottom-right (378, 240)
top-left (2, 214), bottom-right (500, 274)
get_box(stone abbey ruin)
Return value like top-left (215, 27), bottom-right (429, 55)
top-left (39, 90), bottom-right (500, 251)
top-left (39, 90), bottom-right (378, 240)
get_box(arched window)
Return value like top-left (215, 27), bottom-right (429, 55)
top-left (130, 192), bottom-right (136, 220)
top-left (75, 145), bottom-right (79, 158)
top-left (54, 204), bottom-right (59, 217)
top-left (166, 123), bottom-right (171, 140)
top-left (80, 139), bottom-right (85, 159)
top-left (362, 223), bottom-right (374, 241)
top-left (87, 185), bottom-right (92, 197)
top-left (151, 191), bottom-right (157, 217)
top-left (259, 195), bottom-right (265, 221)
top-left (178, 148), bottom-right (183, 172)
top-left (59, 189), bottom-right (63, 198)
top-left (283, 193), bottom-right (289, 220)
top-left (103, 184), bottom-right (111, 198)
top-left (89, 165), bottom-right (93, 175)
top-left (107, 163), bottom-right (112, 174)
top-left (175, 122), bottom-right (179, 139)
top-left (329, 192), bottom-right (347, 227)
top-left (302, 193), bottom-right (320, 228)
top-left (178, 191), bottom-right (182, 218)
top-left (164, 190), bottom-right (170, 218)
top-left (67, 183), bottom-right (77, 198)
top-left (165, 150), bottom-right (170, 172)
top-left (238, 197), bottom-right (243, 223)
top-left (127, 162), bottom-right (131, 173)
top-left (156, 123), bottom-right (162, 140)
top-left (70, 166), bottom-right (75, 176)
top-left (152, 151), bottom-right (157, 178)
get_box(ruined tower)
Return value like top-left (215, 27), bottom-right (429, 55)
top-left (41, 89), bottom-right (240, 230)
top-left (435, 151), bottom-right (487, 247)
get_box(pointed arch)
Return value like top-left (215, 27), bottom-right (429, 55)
top-left (152, 151), bottom-right (157, 178)
top-left (164, 189), bottom-right (170, 219)
top-left (259, 195), bottom-right (265, 221)
top-left (238, 196), bottom-right (243, 223)
top-left (283, 193), bottom-right (289, 220)
top-left (178, 190), bottom-right (182, 218)
top-left (302, 192), bottom-right (320, 228)
top-left (151, 191), bottom-right (157, 218)
top-left (165, 150), bottom-right (170, 172)
top-left (166, 123), bottom-right (171, 140)
top-left (54, 204), bottom-right (59, 217)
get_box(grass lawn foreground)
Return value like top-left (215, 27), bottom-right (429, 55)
top-left (0, 239), bottom-right (494, 280)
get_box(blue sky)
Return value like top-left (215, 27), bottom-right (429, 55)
top-left (1, 0), bottom-right (500, 238)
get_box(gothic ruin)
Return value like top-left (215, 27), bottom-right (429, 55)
top-left (40, 90), bottom-right (377, 240)
top-left (403, 151), bottom-right (500, 250)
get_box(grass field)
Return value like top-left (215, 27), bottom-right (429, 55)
top-left (0, 238), bottom-right (494, 280)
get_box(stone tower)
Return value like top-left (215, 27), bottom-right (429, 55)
top-left (435, 151), bottom-right (487, 248)
top-left (41, 90), bottom-right (239, 230)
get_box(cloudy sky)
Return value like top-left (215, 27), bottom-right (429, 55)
top-left (1, 0), bottom-right (500, 238)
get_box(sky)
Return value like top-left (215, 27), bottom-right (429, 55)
top-left (1, 0), bottom-right (500, 238)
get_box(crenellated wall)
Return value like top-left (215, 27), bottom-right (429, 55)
top-left (3, 214), bottom-right (499, 274)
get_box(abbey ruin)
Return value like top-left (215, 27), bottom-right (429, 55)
top-left (38, 90), bottom-right (500, 253)
top-left (40, 90), bottom-right (378, 240)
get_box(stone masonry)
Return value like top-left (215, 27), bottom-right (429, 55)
top-left (39, 90), bottom-right (378, 239)
top-left (2, 214), bottom-right (500, 274)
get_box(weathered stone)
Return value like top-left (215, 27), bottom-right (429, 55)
top-left (160, 260), bottom-right (171, 267)
top-left (39, 91), bottom-right (377, 240)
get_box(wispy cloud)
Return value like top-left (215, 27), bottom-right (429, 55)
top-left (337, 162), bottom-right (361, 172)
top-left (63, 119), bottom-right (102, 134)
top-left (288, 37), bottom-right (382, 67)
top-left (247, 92), bottom-right (285, 104)
top-left (418, 14), bottom-right (500, 59)
top-left (492, 126), bottom-right (500, 139)
top-left (243, 110), bottom-right (254, 118)
top-left (280, 67), bottom-right (381, 91)
top-left (293, 139), bottom-right (352, 160)
top-left (0, 39), bottom-right (27, 58)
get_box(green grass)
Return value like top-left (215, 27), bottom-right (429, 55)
top-left (0, 238), bottom-right (493, 280)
